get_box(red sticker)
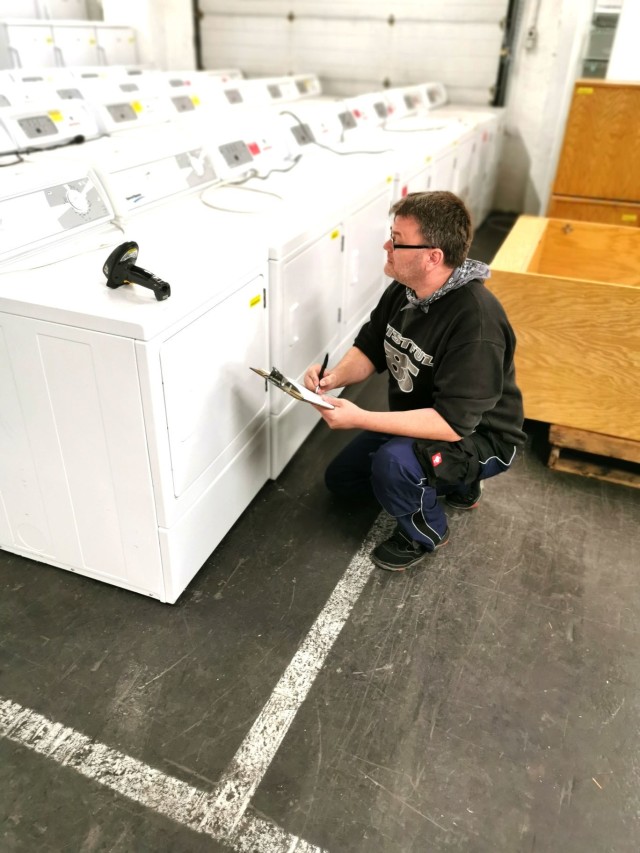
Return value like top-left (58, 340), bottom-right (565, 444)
top-left (431, 452), bottom-right (443, 467)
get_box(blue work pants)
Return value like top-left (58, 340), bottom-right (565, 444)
top-left (325, 431), bottom-right (513, 551)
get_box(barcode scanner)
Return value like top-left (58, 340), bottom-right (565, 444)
top-left (102, 241), bottom-right (171, 301)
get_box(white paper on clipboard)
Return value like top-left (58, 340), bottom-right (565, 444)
top-left (250, 366), bottom-right (335, 409)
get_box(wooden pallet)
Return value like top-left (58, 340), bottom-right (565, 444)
top-left (548, 425), bottom-right (640, 489)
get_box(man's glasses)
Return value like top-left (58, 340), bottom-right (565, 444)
top-left (389, 231), bottom-right (436, 250)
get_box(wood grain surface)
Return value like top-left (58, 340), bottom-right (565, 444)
top-left (490, 217), bottom-right (640, 442)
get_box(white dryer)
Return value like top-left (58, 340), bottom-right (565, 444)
top-left (0, 76), bottom-right (102, 156)
top-left (279, 93), bottom-right (463, 205)
top-left (197, 106), bottom-right (395, 478)
top-left (0, 154), bottom-right (271, 604)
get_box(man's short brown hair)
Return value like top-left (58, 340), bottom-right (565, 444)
top-left (390, 191), bottom-right (472, 268)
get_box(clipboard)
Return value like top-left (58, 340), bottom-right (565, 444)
top-left (250, 366), bottom-right (335, 409)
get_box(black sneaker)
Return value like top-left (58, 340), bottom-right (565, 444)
top-left (371, 525), bottom-right (450, 572)
top-left (446, 480), bottom-right (483, 510)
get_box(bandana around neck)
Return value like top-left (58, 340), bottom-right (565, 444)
top-left (404, 258), bottom-right (491, 314)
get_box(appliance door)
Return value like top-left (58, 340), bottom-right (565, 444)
top-left (270, 225), bottom-right (344, 415)
top-left (341, 188), bottom-right (392, 359)
top-left (451, 133), bottom-right (477, 209)
top-left (160, 275), bottom-right (269, 498)
top-left (429, 147), bottom-right (456, 193)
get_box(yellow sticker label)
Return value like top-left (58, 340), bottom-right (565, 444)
top-left (192, 96), bottom-right (201, 106)
top-left (46, 37), bottom-right (53, 43)
top-left (621, 214), bottom-right (638, 222)
top-left (386, 175), bottom-right (393, 183)
top-left (48, 110), bottom-right (63, 122)
top-left (425, 155), bottom-right (432, 163)
top-left (576, 87), bottom-right (594, 95)
top-left (331, 229), bottom-right (340, 240)
top-left (131, 101), bottom-right (143, 113)
top-left (89, 38), bottom-right (96, 44)
top-left (249, 294), bottom-right (261, 307)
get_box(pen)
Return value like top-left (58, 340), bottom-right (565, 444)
top-left (316, 352), bottom-right (329, 393)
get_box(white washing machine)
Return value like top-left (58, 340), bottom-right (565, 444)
top-left (0, 153), bottom-right (271, 604)
top-left (197, 106), bottom-right (395, 478)
top-left (279, 92), bottom-right (463, 204)
top-left (0, 75), bottom-right (102, 157)
top-left (56, 67), bottom-right (174, 137)
top-left (1, 65), bottom-right (173, 141)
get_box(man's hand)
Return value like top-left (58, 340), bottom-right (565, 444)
top-left (304, 363), bottom-right (338, 393)
top-left (304, 347), bottom-right (376, 396)
top-left (314, 396), bottom-right (365, 430)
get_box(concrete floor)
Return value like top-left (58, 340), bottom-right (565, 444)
top-left (2, 215), bottom-right (640, 852)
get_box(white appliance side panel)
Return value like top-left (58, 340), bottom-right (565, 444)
top-left (0, 325), bottom-right (53, 556)
top-left (269, 226), bottom-right (344, 417)
top-left (160, 276), bottom-right (269, 498)
top-left (393, 164), bottom-right (432, 202)
top-left (268, 402), bottom-right (324, 481)
top-left (427, 148), bottom-right (456, 193)
top-left (341, 188), bottom-right (392, 353)
top-left (451, 133), bottom-right (478, 209)
top-left (159, 418), bottom-right (270, 604)
top-left (3, 23), bottom-right (57, 68)
top-left (95, 27), bottom-right (138, 66)
top-left (52, 24), bottom-right (99, 67)
top-left (0, 313), bottom-right (164, 598)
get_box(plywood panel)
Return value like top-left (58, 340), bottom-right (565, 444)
top-left (547, 196), bottom-right (640, 228)
top-left (489, 217), bottom-right (640, 443)
top-left (534, 219), bottom-right (640, 285)
top-left (552, 80), bottom-right (640, 202)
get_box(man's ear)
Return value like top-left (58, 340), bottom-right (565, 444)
top-left (428, 248), bottom-right (445, 267)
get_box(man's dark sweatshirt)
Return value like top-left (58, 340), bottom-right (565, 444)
top-left (353, 275), bottom-right (526, 466)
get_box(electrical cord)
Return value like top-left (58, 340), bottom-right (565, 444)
top-left (219, 153), bottom-right (303, 185)
top-left (0, 133), bottom-right (87, 163)
top-left (0, 132), bottom-right (112, 167)
top-left (199, 181), bottom-right (284, 212)
top-left (0, 153), bottom-right (24, 167)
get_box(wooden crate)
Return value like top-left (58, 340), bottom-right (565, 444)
top-left (488, 217), bottom-right (640, 457)
top-left (551, 80), bottom-right (640, 203)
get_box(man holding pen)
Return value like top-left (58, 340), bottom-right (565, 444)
top-left (304, 191), bottom-right (525, 572)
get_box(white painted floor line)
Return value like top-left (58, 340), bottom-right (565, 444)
top-left (0, 513), bottom-right (390, 852)
top-left (0, 696), bottom-right (322, 851)
top-left (200, 513), bottom-right (389, 838)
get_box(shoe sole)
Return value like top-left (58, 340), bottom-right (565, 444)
top-left (444, 482), bottom-right (482, 512)
top-left (445, 498), bottom-right (481, 510)
top-left (372, 538), bottom-right (449, 572)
